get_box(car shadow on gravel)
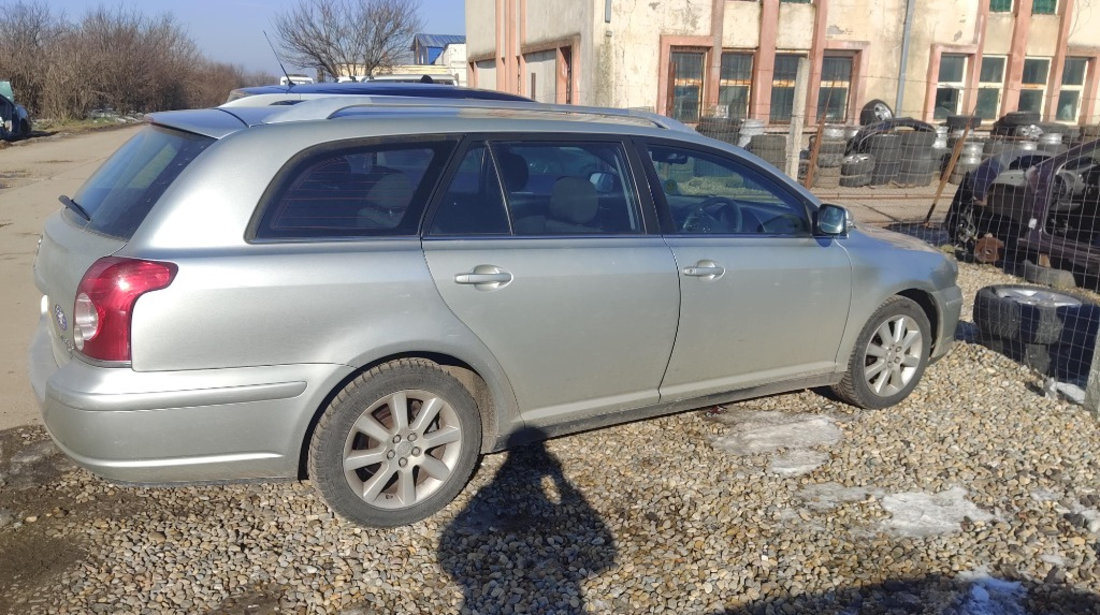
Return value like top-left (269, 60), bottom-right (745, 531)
top-left (438, 427), bottom-right (617, 614)
top-left (708, 573), bottom-right (1100, 614)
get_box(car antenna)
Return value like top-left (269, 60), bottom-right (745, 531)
top-left (263, 30), bottom-right (297, 88)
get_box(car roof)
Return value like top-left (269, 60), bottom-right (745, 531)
top-left (153, 96), bottom-right (694, 140)
top-left (225, 81), bottom-right (532, 105)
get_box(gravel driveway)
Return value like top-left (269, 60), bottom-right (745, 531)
top-left (1, 260), bottom-right (1098, 615)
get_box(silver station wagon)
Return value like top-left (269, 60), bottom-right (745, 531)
top-left (30, 97), bottom-right (962, 527)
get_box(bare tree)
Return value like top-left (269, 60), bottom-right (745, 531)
top-left (0, 1), bottom-right (63, 113)
top-left (274, 0), bottom-right (423, 80)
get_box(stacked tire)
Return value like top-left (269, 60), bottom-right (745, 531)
top-left (896, 130), bottom-right (938, 186)
top-left (809, 134), bottom-right (846, 188)
top-left (840, 154), bottom-right (873, 187)
top-left (695, 116), bottom-right (740, 146)
top-left (866, 134), bottom-right (900, 185)
top-left (748, 134), bottom-right (786, 169)
top-left (948, 141), bottom-right (983, 184)
top-left (973, 284), bottom-right (1100, 383)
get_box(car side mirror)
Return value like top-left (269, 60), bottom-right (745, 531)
top-left (816, 204), bottom-right (849, 236)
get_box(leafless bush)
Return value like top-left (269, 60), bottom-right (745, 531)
top-left (275, 0), bottom-right (422, 80)
top-left (0, 1), bottom-right (280, 119)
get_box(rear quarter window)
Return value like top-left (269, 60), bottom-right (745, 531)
top-left (73, 126), bottom-right (213, 239)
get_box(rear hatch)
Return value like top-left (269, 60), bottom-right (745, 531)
top-left (33, 125), bottom-right (214, 367)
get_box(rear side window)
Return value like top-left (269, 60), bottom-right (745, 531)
top-left (255, 141), bottom-right (452, 239)
top-left (73, 126), bottom-right (212, 239)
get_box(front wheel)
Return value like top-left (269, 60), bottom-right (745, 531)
top-left (833, 296), bottom-right (931, 409)
top-left (308, 359), bottom-right (482, 527)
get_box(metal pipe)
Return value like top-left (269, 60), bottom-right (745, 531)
top-left (896, 0), bottom-right (916, 113)
top-left (605, 0), bottom-right (612, 23)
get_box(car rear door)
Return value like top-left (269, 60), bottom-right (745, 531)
top-left (639, 140), bottom-right (854, 400)
top-left (422, 137), bottom-right (680, 428)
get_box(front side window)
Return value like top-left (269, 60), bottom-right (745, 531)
top-left (493, 141), bottom-right (643, 236)
top-left (646, 143), bottom-right (810, 236)
top-left (818, 55), bottom-right (854, 121)
top-left (977, 56), bottom-right (1006, 119)
top-left (1057, 57), bottom-right (1089, 122)
top-left (719, 52), bottom-right (753, 119)
top-left (669, 50), bottom-right (706, 123)
top-left (935, 54), bottom-right (968, 120)
top-left (256, 142), bottom-right (450, 239)
top-left (771, 54), bottom-right (803, 123)
top-left (1019, 57), bottom-right (1051, 114)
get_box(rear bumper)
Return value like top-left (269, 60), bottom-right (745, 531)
top-left (29, 314), bottom-right (352, 483)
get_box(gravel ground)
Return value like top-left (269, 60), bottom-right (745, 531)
top-left (1, 259), bottom-right (1099, 615)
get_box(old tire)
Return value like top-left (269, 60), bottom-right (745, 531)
top-left (1022, 260), bottom-right (1077, 290)
top-left (833, 296), bottom-right (931, 409)
top-left (308, 358), bottom-right (482, 527)
top-left (973, 285), bottom-right (1090, 346)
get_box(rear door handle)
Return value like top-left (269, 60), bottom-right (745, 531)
top-left (681, 260), bottom-right (725, 280)
top-left (455, 265), bottom-right (513, 290)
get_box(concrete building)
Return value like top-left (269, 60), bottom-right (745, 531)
top-left (465, 0), bottom-right (1100, 126)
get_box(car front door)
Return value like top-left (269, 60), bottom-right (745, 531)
top-left (422, 138), bottom-right (680, 428)
top-left (641, 140), bottom-right (854, 400)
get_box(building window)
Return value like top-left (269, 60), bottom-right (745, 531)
top-left (1018, 57), bottom-right (1050, 114)
top-left (718, 52), bottom-right (753, 119)
top-left (669, 50), bottom-right (706, 123)
top-left (770, 54), bottom-right (802, 123)
top-left (976, 56), bottom-right (1005, 119)
top-left (817, 55), bottom-right (853, 121)
top-left (1032, 0), bottom-right (1056, 14)
top-left (1057, 57), bottom-right (1088, 122)
top-left (935, 54), bottom-right (968, 119)
top-left (990, 0), bottom-right (1012, 11)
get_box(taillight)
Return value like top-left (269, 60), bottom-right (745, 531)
top-left (73, 257), bottom-right (177, 362)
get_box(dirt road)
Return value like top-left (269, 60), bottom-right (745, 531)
top-left (0, 126), bottom-right (142, 430)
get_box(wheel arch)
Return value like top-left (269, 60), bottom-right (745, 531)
top-left (897, 288), bottom-right (941, 353)
top-left (296, 351), bottom-right (515, 480)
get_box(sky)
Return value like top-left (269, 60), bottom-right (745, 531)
top-left (42, 0), bottom-right (466, 74)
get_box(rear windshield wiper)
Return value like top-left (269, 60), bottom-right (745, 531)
top-left (58, 195), bottom-right (90, 221)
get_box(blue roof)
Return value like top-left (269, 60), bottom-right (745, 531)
top-left (412, 34), bottom-right (466, 49)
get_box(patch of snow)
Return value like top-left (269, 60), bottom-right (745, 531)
top-left (1081, 510), bottom-right (1100, 533)
top-left (954, 569), bottom-right (1026, 615)
top-left (797, 482), bottom-right (882, 511)
top-left (769, 450), bottom-right (829, 476)
top-left (1040, 553), bottom-right (1066, 567)
top-left (1054, 382), bottom-right (1086, 405)
top-left (1029, 489), bottom-right (1060, 502)
top-left (880, 487), bottom-right (994, 537)
top-left (711, 411), bottom-right (841, 456)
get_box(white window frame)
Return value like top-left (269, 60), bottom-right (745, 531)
top-left (935, 54), bottom-right (969, 119)
top-left (1018, 57), bottom-right (1051, 115)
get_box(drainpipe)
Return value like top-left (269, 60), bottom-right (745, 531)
top-left (896, 0), bottom-right (915, 114)
top-left (605, 0), bottom-right (612, 23)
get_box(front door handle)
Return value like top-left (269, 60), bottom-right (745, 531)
top-left (681, 260), bottom-right (725, 280)
top-left (455, 264), bottom-right (513, 290)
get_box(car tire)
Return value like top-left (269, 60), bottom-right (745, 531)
top-left (859, 99), bottom-right (894, 126)
top-left (308, 358), bottom-right (482, 527)
top-left (841, 154), bottom-right (874, 176)
top-left (839, 173), bottom-right (872, 187)
top-left (1022, 260), bottom-right (1077, 290)
top-left (833, 296), bottom-right (931, 409)
top-left (17, 119), bottom-right (30, 139)
top-left (973, 285), bottom-right (1094, 346)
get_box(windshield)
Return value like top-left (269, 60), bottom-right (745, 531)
top-left (72, 126), bottom-right (213, 238)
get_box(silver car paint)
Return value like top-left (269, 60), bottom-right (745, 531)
top-left (30, 107), bottom-right (962, 484)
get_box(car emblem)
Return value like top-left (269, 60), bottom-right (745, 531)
top-left (54, 304), bottom-right (67, 331)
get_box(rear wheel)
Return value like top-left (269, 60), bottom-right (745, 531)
top-left (308, 359), bottom-right (481, 527)
top-left (833, 296), bottom-right (931, 409)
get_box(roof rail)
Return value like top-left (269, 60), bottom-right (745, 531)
top-left (262, 95), bottom-right (691, 132)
